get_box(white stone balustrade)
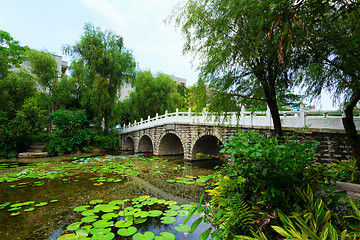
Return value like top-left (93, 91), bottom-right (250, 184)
top-left (117, 105), bottom-right (360, 134)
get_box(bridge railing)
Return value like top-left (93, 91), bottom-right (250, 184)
top-left (117, 105), bottom-right (360, 134)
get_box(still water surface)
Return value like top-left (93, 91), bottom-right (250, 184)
top-left (0, 154), bottom-right (221, 239)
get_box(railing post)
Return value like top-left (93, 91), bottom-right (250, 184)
top-left (300, 103), bottom-right (305, 127)
top-left (241, 105), bottom-right (246, 125)
top-left (202, 108), bottom-right (207, 123)
top-left (148, 116), bottom-right (150, 121)
top-left (188, 108), bottom-right (191, 116)
top-left (140, 118), bottom-right (143, 123)
top-left (266, 105), bottom-right (272, 126)
top-left (156, 113), bottom-right (159, 120)
top-left (165, 110), bottom-right (168, 118)
top-left (176, 108), bottom-right (179, 117)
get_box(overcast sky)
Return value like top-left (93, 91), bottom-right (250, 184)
top-left (1, 0), bottom-right (337, 109)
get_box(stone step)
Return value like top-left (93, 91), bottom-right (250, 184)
top-left (18, 152), bottom-right (49, 158)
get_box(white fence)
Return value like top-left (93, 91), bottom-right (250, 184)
top-left (117, 105), bottom-right (360, 134)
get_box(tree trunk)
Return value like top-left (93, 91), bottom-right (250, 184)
top-left (261, 80), bottom-right (283, 137)
top-left (342, 90), bottom-right (360, 169)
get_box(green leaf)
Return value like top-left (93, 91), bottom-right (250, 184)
top-left (190, 218), bottom-right (202, 235)
top-left (66, 221), bottom-right (82, 231)
top-left (154, 232), bottom-right (175, 240)
top-left (184, 207), bottom-right (196, 224)
top-left (117, 226), bottom-right (137, 237)
top-left (200, 227), bottom-right (211, 240)
top-left (133, 231), bottom-right (155, 240)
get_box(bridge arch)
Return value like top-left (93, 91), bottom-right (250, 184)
top-left (138, 134), bottom-right (153, 153)
top-left (124, 136), bottom-right (135, 151)
top-left (191, 134), bottom-right (223, 160)
top-left (157, 133), bottom-right (184, 156)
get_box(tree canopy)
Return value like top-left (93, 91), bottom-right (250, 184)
top-left (0, 30), bottom-right (28, 78)
top-left (170, 0), bottom-right (307, 136)
top-left (63, 23), bottom-right (137, 132)
top-left (294, 0), bottom-right (360, 165)
top-left (123, 71), bottom-right (184, 122)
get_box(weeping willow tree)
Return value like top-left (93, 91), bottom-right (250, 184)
top-left (295, 0), bottom-right (360, 166)
top-left (63, 23), bottom-right (136, 132)
top-left (169, 0), bottom-right (308, 137)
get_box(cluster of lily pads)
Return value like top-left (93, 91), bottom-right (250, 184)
top-left (165, 175), bottom-right (213, 186)
top-left (59, 195), bottom-right (195, 240)
top-left (0, 199), bottom-right (58, 216)
top-left (0, 168), bottom-right (69, 184)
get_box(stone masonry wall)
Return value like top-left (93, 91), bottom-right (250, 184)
top-left (119, 124), bottom-right (353, 163)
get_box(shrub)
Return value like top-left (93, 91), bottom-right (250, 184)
top-left (44, 109), bottom-right (91, 156)
top-left (92, 131), bottom-right (119, 151)
top-left (220, 130), bottom-right (320, 211)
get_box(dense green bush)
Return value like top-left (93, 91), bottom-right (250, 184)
top-left (186, 131), bottom-right (360, 239)
top-left (44, 109), bottom-right (92, 156)
top-left (92, 131), bottom-right (119, 151)
top-left (187, 130), bottom-right (326, 238)
top-left (0, 71), bottom-right (46, 157)
top-left (220, 130), bottom-right (320, 211)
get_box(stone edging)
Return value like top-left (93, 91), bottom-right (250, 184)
top-left (336, 181), bottom-right (360, 199)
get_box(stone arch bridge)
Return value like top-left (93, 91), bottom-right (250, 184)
top-left (117, 107), bottom-right (360, 162)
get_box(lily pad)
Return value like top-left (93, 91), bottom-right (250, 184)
top-left (163, 210), bottom-right (177, 217)
top-left (89, 228), bottom-right (111, 235)
top-left (24, 208), bottom-right (35, 212)
top-left (174, 224), bottom-right (190, 232)
top-left (160, 216), bottom-right (177, 224)
top-left (11, 212), bottom-right (21, 216)
top-left (108, 200), bottom-right (124, 206)
top-left (93, 220), bottom-right (113, 229)
top-left (10, 202), bottom-right (25, 208)
top-left (73, 205), bottom-right (90, 212)
top-left (168, 205), bottom-right (180, 210)
top-left (134, 211), bottom-right (149, 218)
top-left (177, 210), bottom-right (188, 217)
top-left (180, 204), bottom-right (193, 210)
top-left (35, 202), bottom-right (48, 207)
top-left (57, 234), bottom-right (79, 240)
top-left (134, 217), bottom-right (147, 224)
top-left (117, 226), bottom-right (137, 237)
top-left (165, 179), bottom-right (175, 183)
top-left (133, 231), bottom-right (155, 240)
top-left (66, 221), bottom-right (82, 231)
top-left (154, 232), bottom-right (175, 240)
top-left (8, 207), bottom-right (21, 212)
top-left (89, 199), bottom-right (104, 205)
top-left (94, 204), bottom-right (119, 213)
top-left (75, 228), bottom-right (89, 237)
top-left (91, 232), bottom-right (115, 240)
top-left (148, 210), bottom-right (163, 217)
top-left (81, 215), bottom-right (99, 223)
top-left (102, 213), bottom-right (118, 220)
top-left (81, 210), bottom-right (96, 216)
top-left (164, 201), bottom-right (177, 205)
top-left (114, 220), bottom-right (133, 228)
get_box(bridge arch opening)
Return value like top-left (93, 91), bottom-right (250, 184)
top-left (192, 135), bottom-right (223, 160)
top-left (138, 135), bottom-right (153, 153)
top-left (158, 133), bottom-right (184, 156)
top-left (124, 137), bottom-right (135, 151)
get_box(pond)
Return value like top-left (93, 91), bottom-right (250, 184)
top-left (0, 154), bottom-right (222, 240)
